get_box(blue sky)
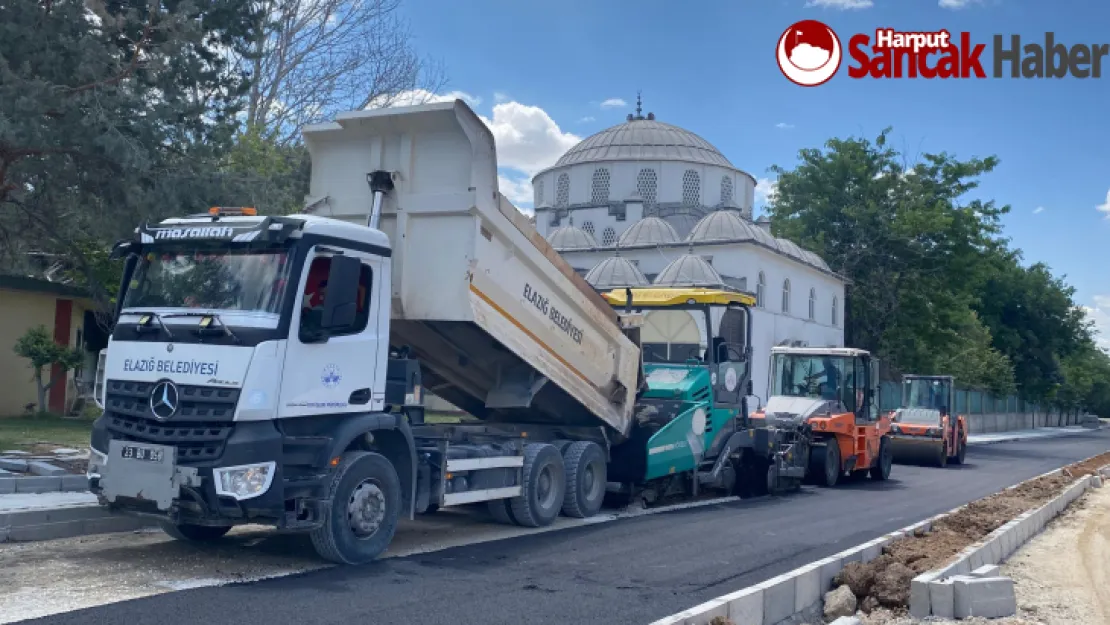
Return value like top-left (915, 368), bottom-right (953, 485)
top-left (395, 0), bottom-right (1110, 346)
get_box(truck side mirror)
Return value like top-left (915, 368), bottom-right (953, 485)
top-left (746, 379), bottom-right (753, 396)
top-left (321, 255), bottom-right (361, 330)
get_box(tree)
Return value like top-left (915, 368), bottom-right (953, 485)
top-left (238, 0), bottom-right (446, 145)
top-left (0, 0), bottom-right (260, 308)
top-left (14, 325), bottom-right (84, 415)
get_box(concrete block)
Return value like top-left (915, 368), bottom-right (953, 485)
top-left (81, 515), bottom-right (154, 536)
top-left (969, 546), bottom-right (987, 570)
top-left (0, 458), bottom-right (28, 472)
top-left (14, 475), bottom-right (62, 493)
top-left (972, 565), bottom-right (1001, 578)
top-left (909, 573), bottom-right (939, 619)
top-left (862, 538), bottom-right (884, 562)
top-left (8, 504), bottom-right (108, 526)
top-left (723, 586), bottom-right (763, 625)
top-left (794, 562), bottom-right (822, 613)
top-left (947, 554), bottom-right (973, 577)
top-left (0, 478), bottom-right (14, 494)
top-left (829, 618), bottom-right (861, 625)
top-left (987, 537), bottom-right (1003, 564)
top-left (26, 461), bottom-right (67, 477)
top-left (60, 475), bottom-right (89, 492)
top-left (818, 556), bottom-right (843, 594)
top-left (930, 578), bottom-right (956, 619)
top-left (7, 519), bottom-right (86, 542)
top-left (679, 598), bottom-right (728, 624)
top-left (758, 573), bottom-right (796, 625)
top-left (837, 546), bottom-right (864, 566)
top-left (1093, 476), bottom-right (1103, 488)
top-left (953, 576), bottom-right (1017, 619)
top-left (51, 448), bottom-right (80, 455)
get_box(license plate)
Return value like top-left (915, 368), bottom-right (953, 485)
top-left (121, 445), bottom-right (166, 463)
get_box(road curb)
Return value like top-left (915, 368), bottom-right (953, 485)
top-left (967, 426), bottom-right (1098, 447)
top-left (0, 504), bottom-right (157, 543)
top-left (648, 451), bottom-right (1108, 625)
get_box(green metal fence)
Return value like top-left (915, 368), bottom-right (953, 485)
top-left (878, 380), bottom-right (1044, 415)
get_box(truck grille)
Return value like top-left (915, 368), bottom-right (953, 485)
top-left (102, 379), bottom-right (238, 462)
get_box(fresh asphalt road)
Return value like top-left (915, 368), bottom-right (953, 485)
top-left (23, 431), bottom-right (1110, 625)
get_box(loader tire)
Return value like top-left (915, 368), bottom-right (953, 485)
top-left (561, 441), bottom-right (606, 518)
top-left (310, 451), bottom-right (401, 565)
top-left (870, 436), bottom-right (893, 481)
top-left (507, 444), bottom-right (565, 528)
top-left (951, 438), bottom-right (966, 465)
top-left (810, 441), bottom-right (841, 488)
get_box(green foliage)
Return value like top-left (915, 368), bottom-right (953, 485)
top-left (13, 325), bottom-right (84, 413)
top-left (221, 124), bottom-right (310, 215)
top-left (767, 128), bottom-right (1099, 410)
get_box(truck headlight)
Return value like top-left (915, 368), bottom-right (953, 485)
top-left (213, 462), bottom-right (276, 500)
top-left (87, 449), bottom-right (107, 479)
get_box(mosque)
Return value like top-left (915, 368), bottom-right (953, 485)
top-left (530, 96), bottom-right (847, 405)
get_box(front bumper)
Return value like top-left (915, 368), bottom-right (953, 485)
top-left (88, 419), bottom-right (328, 530)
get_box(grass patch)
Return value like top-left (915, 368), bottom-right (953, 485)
top-left (0, 413), bottom-right (97, 452)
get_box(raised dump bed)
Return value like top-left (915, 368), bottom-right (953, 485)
top-left (302, 100), bottom-right (639, 439)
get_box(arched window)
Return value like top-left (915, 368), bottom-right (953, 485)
top-left (808, 288), bottom-right (816, 320)
top-left (636, 168), bottom-right (658, 209)
top-left (832, 296), bottom-right (839, 327)
top-left (682, 170), bottom-right (701, 206)
top-left (591, 168), bottom-right (610, 205)
top-left (756, 272), bottom-right (766, 308)
top-left (581, 221), bottom-right (595, 236)
top-left (534, 179), bottom-right (544, 206)
top-left (782, 279), bottom-right (791, 314)
top-left (601, 226), bottom-right (616, 247)
top-left (720, 176), bottom-right (734, 207)
top-left (556, 173), bottom-right (570, 208)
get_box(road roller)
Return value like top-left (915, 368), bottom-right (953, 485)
top-left (889, 374), bottom-right (967, 467)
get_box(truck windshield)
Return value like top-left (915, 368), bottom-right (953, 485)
top-left (771, 354), bottom-right (856, 408)
top-left (121, 248), bottom-right (293, 315)
top-left (904, 379), bottom-right (949, 412)
top-left (639, 309), bottom-right (705, 364)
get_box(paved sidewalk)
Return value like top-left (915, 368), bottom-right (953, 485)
top-left (0, 491), bottom-right (98, 513)
top-left (969, 426), bottom-right (1094, 446)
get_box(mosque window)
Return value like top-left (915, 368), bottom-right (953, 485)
top-left (535, 179), bottom-right (544, 206)
top-left (720, 176), bottom-right (734, 207)
top-left (601, 227), bottom-right (617, 247)
top-left (756, 272), bottom-right (766, 308)
top-left (636, 168), bottom-right (658, 208)
top-left (582, 221), bottom-right (596, 236)
top-left (808, 288), bottom-right (816, 320)
top-left (682, 170), bottom-right (701, 206)
top-left (591, 168), bottom-right (611, 205)
top-left (782, 279), bottom-right (791, 314)
top-left (556, 173), bottom-right (570, 207)
top-left (832, 296), bottom-right (839, 327)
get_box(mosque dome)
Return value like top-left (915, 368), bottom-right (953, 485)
top-left (617, 217), bottom-right (681, 248)
top-left (546, 225), bottom-right (597, 251)
top-left (551, 118), bottom-right (733, 169)
top-left (653, 253), bottom-right (724, 288)
top-left (687, 210), bottom-right (758, 243)
top-left (584, 255), bottom-right (651, 290)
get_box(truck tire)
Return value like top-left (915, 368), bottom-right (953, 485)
top-left (561, 441), bottom-right (606, 518)
top-left (159, 521), bottom-right (232, 542)
top-left (507, 443), bottom-right (565, 528)
top-left (487, 499), bottom-right (515, 525)
top-left (310, 450), bottom-right (401, 565)
top-left (810, 441), bottom-right (841, 487)
top-left (870, 436), bottom-right (893, 481)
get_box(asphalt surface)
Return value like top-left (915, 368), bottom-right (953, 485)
top-left (21, 431), bottom-right (1110, 625)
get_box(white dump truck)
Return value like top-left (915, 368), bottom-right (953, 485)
top-left (88, 100), bottom-right (781, 564)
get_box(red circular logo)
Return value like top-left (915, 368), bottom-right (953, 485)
top-left (776, 20), bottom-right (843, 87)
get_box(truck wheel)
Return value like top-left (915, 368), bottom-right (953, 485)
top-left (159, 521), bottom-right (232, 542)
top-left (561, 441), bottom-right (606, 518)
top-left (310, 450), bottom-right (401, 565)
top-left (810, 441), bottom-right (841, 487)
top-left (508, 443), bottom-right (565, 528)
top-left (870, 436), bottom-right (893, 481)
top-left (487, 499), bottom-right (514, 525)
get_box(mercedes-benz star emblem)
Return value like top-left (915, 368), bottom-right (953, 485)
top-left (150, 380), bottom-right (180, 420)
top-left (166, 343), bottom-right (174, 353)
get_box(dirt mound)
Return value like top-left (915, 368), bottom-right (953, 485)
top-left (845, 451), bottom-right (1110, 613)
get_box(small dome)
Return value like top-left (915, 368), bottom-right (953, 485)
top-left (547, 226), bottom-right (597, 251)
top-left (653, 254), bottom-right (724, 288)
top-left (617, 217), bottom-right (680, 248)
top-left (750, 223), bottom-right (777, 248)
top-left (687, 210), bottom-right (757, 243)
top-left (776, 238), bottom-right (806, 261)
top-left (584, 256), bottom-right (650, 290)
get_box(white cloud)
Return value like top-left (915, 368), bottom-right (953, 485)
top-left (493, 92), bottom-right (510, 103)
top-left (1033, 206), bottom-right (1045, 214)
top-left (755, 177), bottom-right (779, 206)
top-left (775, 122), bottom-right (795, 130)
top-left (805, 0), bottom-right (874, 9)
top-left (938, 0), bottom-right (983, 8)
top-left (365, 89), bottom-right (482, 109)
top-left (599, 98), bottom-right (627, 109)
top-left (1097, 188), bottom-right (1110, 218)
top-left (1084, 296), bottom-right (1110, 352)
top-left (790, 44), bottom-right (832, 71)
top-left (498, 174), bottom-right (534, 212)
top-left (579, 116), bottom-right (596, 123)
top-left (478, 102), bottom-right (582, 176)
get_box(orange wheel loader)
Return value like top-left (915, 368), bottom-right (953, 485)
top-left (752, 347), bottom-right (893, 488)
top-left (888, 374), bottom-right (967, 467)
